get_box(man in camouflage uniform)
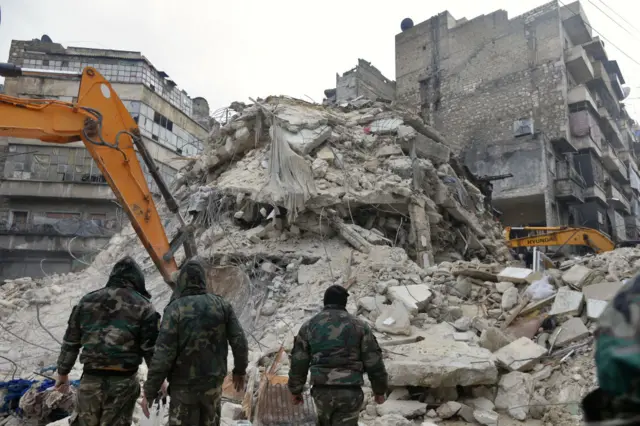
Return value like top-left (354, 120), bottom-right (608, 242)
top-left (55, 256), bottom-right (161, 426)
top-left (143, 258), bottom-right (249, 426)
top-left (288, 285), bottom-right (388, 426)
top-left (584, 274), bottom-right (640, 424)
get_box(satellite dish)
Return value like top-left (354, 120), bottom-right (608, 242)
top-left (41, 34), bottom-right (53, 43)
top-left (401, 18), bottom-right (414, 32)
top-left (622, 86), bottom-right (631, 99)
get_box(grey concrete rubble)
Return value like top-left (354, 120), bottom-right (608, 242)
top-left (1, 95), bottom-right (636, 426)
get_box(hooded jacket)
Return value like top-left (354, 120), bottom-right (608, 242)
top-left (143, 259), bottom-right (249, 399)
top-left (57, 256), bottom-right (160, 375)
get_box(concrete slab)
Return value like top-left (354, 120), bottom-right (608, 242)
top-left (387, 284), bottom-right (433, 314)
top-left (283, 126), bottom-right (332, 156)
top-left (376, 400), bottom-right (427, 418)
top-left (562, 264), bottom-right (603, 289)
top-left (385, 323), bottom-right (498, 387)
top-left (497, 267), bottom-right (535, 284)
top-left (552, 318), bottom-right (590, 347)
top-left (582, 281), bottom-right (624, 301)
top-left (549, 287), bottom-right (584, 316)
top-left (520, 295), bottom-right (556, 316)
top-left (586, 299), bottom-right (608, 320)
top-left (494, 337), bottom-right (547, 372)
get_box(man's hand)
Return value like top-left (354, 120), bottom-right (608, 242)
top-left (374, 394), bottom-right (385, 404)
top-left (141, 394), bottom-right (150, 419)
top-left (291, 394), bottom-right (304, 405)
top-left (55, 374), bottom-right (70, 393)
top-left (160, 381), bottom-right (168, 398)
top-left (232, 374), bottom-right (246, 392)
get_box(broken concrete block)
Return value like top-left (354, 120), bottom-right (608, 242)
top-left (562, 264), bottom-right (603, 289)
top-left (376, 400), bottom-right (427, 418)
top-left (453, 276), bottom-right (472, 298)
top-left (387, 388), bottom-right (410, 401)
top-left (479, 327), bottom-right (514, 353)
top-left (311, 158), bottom-right (329, 178)
top-left (587, 299), bottom-right (608, 320)
top-left (501, 287), bottom-right (519, 311)
top-left (549, 287), bottom-right (584, 316)
top-left (372, 414), bottom-right (412, 426)
top-left (399, 132), bottom-right (451, 164)
top-left (357, 295), bottom-right (386, 313)
top-left (465, 397), bottom-right (495, 412)
top-left (387, 284), bottom-right (433, 314)
top-left (495, 281), bottom-right (514, 294)
top-left (494, 337), bottom-right (546, 372)
top-left (316, 146), bottom-right (335, 163)
top-left (376, 144), bottom-right (403, 158)
top-left (497, 267), bottom-right (535, 284)
top-left (246, 225), bottom-right (266, 243)
top-left (283, 126), bottom-right (332, 155)
top-left (436, 401), bottom-right (461, 419)
top-left (582, 281), bottom-right (624, 301)
top-left (473, 409), bottom-right (499, 426)
top-left (370, 118), bottom-right (404, 134)
top-left (457, 403), bottom-right (476, 423)
top-left (453, 316), bottom-right (472, 332)
top-left (551, 317), bottom-right (590, 347)
top-left (386, 324), bottom-right (498, 387)
top-left (375, 279), bottom-right (397, 295)
top-left (494, 371), bottom-right (533, 421)
top-left (375, 301), bottom-right (412, 336)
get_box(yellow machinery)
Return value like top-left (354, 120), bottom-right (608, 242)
top-left (505, 226), bottom-right (617, 254)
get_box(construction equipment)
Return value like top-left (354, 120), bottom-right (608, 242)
top-left (505, 226), bottom-right (617, 254)
top-left (0, 63), bottom-right (197, 286)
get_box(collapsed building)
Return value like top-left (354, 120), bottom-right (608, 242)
top-left (0, 95), bottom-right (624, 426)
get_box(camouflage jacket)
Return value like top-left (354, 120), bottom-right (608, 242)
top-left (595, 274), bottom-right (640, 402)
top-left (57, 257), bottom-right (160, 375)
top-left (288, 305), bottom-right (388, 396)
top-left (143, 259), bottom-right (249, 399)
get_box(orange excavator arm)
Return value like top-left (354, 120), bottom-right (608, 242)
top-left (506, 226), bottom-right (615, 254)
top-left (0, 64), bottom-right (196, 286)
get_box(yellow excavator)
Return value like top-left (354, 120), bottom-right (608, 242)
top-left (505, 226), bottom-right (639, 254)
top-left (0, 63), bottom-right (197, 286)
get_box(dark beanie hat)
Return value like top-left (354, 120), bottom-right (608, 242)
top-left (324, 285), bottom-right (349, 307)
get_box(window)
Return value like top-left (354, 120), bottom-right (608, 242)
top-left (10, 211), bottom-right (28, 230)
top-left (42, 59), bottom-right (49, 66)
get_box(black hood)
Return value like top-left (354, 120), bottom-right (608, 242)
top-left (106, 256), bottom-right (150, 299)
top-left (170, 258), bottom-right (208, 302)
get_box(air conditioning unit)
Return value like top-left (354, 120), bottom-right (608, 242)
top-left (513, 118), bottom-right (534, 137)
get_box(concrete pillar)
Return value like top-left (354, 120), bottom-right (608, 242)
top-left (409, 196), bottom-right (434, 268)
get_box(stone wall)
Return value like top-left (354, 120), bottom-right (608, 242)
top-left (395, 3), bottom-right (568, 154)
top-left (336, 59), bottom-right (395, 102)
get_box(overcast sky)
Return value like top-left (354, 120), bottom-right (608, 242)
top-left (2, 0), bottom-right (640, 120)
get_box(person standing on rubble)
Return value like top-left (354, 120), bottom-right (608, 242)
top-left (142, 258), bottom-right (249, 426)
top-left (288, 285), bottom-right (389, 426)
top-left (55, 256), bottom-right (162, 426)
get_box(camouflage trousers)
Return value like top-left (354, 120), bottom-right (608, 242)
top-left (70, 374), bottom-right (140, 426)
top-left (168, 386), bottom-right (222, 426)
top-left (311, 386), bottom-right (364, 426)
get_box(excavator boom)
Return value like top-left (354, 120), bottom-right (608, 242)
top-left (506, 226), bottom-right (616, 254)
top-left (0, 64), bottom-right (192, 285)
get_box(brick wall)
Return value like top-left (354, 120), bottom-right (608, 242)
top-left (396, 4), bottom-right (568, 153)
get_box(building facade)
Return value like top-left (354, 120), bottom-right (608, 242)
top-left (395, 1), bottom-right (640, 241)
top-left (0, 37), bottom-right (211, 279)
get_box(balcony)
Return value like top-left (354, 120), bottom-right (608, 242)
top-left (601, 143), bottom-right (629, 182)
top-left (598, 107), bottom-right (626, 150)
top-left (591, 62), bottom-right (621, 114)
top-left (555, 178), bottom-right (585, 204)
top-left (618, 149), bottom-right (636, 166)
top-left (607, 184), bottom-right (631, 214)
top-left (585, 184), bottom-right (607, 205)
top-left (583, 38), bottom-right (607, 62)
top-left (565, 45), bottom-right (594, 84)
top-left (0, 234), bottom-right (110, 253)
top-left (625, 215), bottom-right (640, 240)
top-left (604, 60), bottom-right (625, 100)
top-left (0, 180), bottom-right (116, 200)
top-left (568, 85), bottom-right (598, 111)
top-left (560, 2), bottom-right (593, 45)
top-left (0, 220), bottom-right (118, 238)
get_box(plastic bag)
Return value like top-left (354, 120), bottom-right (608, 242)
top-left (140, 401), bottom-right (167, 426)
top-left (524, 275), bottom-right (556, 301)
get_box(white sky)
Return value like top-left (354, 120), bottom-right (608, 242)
top-left (2, 0), bottom-right (640, 120)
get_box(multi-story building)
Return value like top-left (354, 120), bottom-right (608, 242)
top-left (0, 36), bottom-right (211, 279)
top-left (395, 1), bottom-right (640, 241)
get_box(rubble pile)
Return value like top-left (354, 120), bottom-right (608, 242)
top-left (0, 96), bottom-right (637, 425)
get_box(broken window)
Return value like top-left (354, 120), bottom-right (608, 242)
top-left (10, 211), bottom-right (28, 230)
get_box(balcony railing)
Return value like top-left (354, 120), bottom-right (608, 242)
top-left (555, 178), bottom-right (585, 204)
top-left (598, 107), bottom-right (625, 150)
top-left (585, 184), bottom-right (607, 205)
top-left (565, 45), bottom-right (594, 84)
top-left (601, 143), bottom-right (629, 182)
top-left (0, 218), bottom-right (119, 238)
top-left (607, 184), bottom-right (631, 214)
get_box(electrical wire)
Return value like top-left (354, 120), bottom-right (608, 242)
top-left (587, 0), bottom-right (639, 40)
top-left (591, 0), bottom-right (640, 37)
top-left (558, 0), bottom-right (640, 68)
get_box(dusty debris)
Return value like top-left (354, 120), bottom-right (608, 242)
top-left (549, 287), bottom-right (584, 317)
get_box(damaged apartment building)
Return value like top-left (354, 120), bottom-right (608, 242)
top-left (0, 36), bottom-right (211, 279)
top-left (395, 1), bottom-right (640, 242)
